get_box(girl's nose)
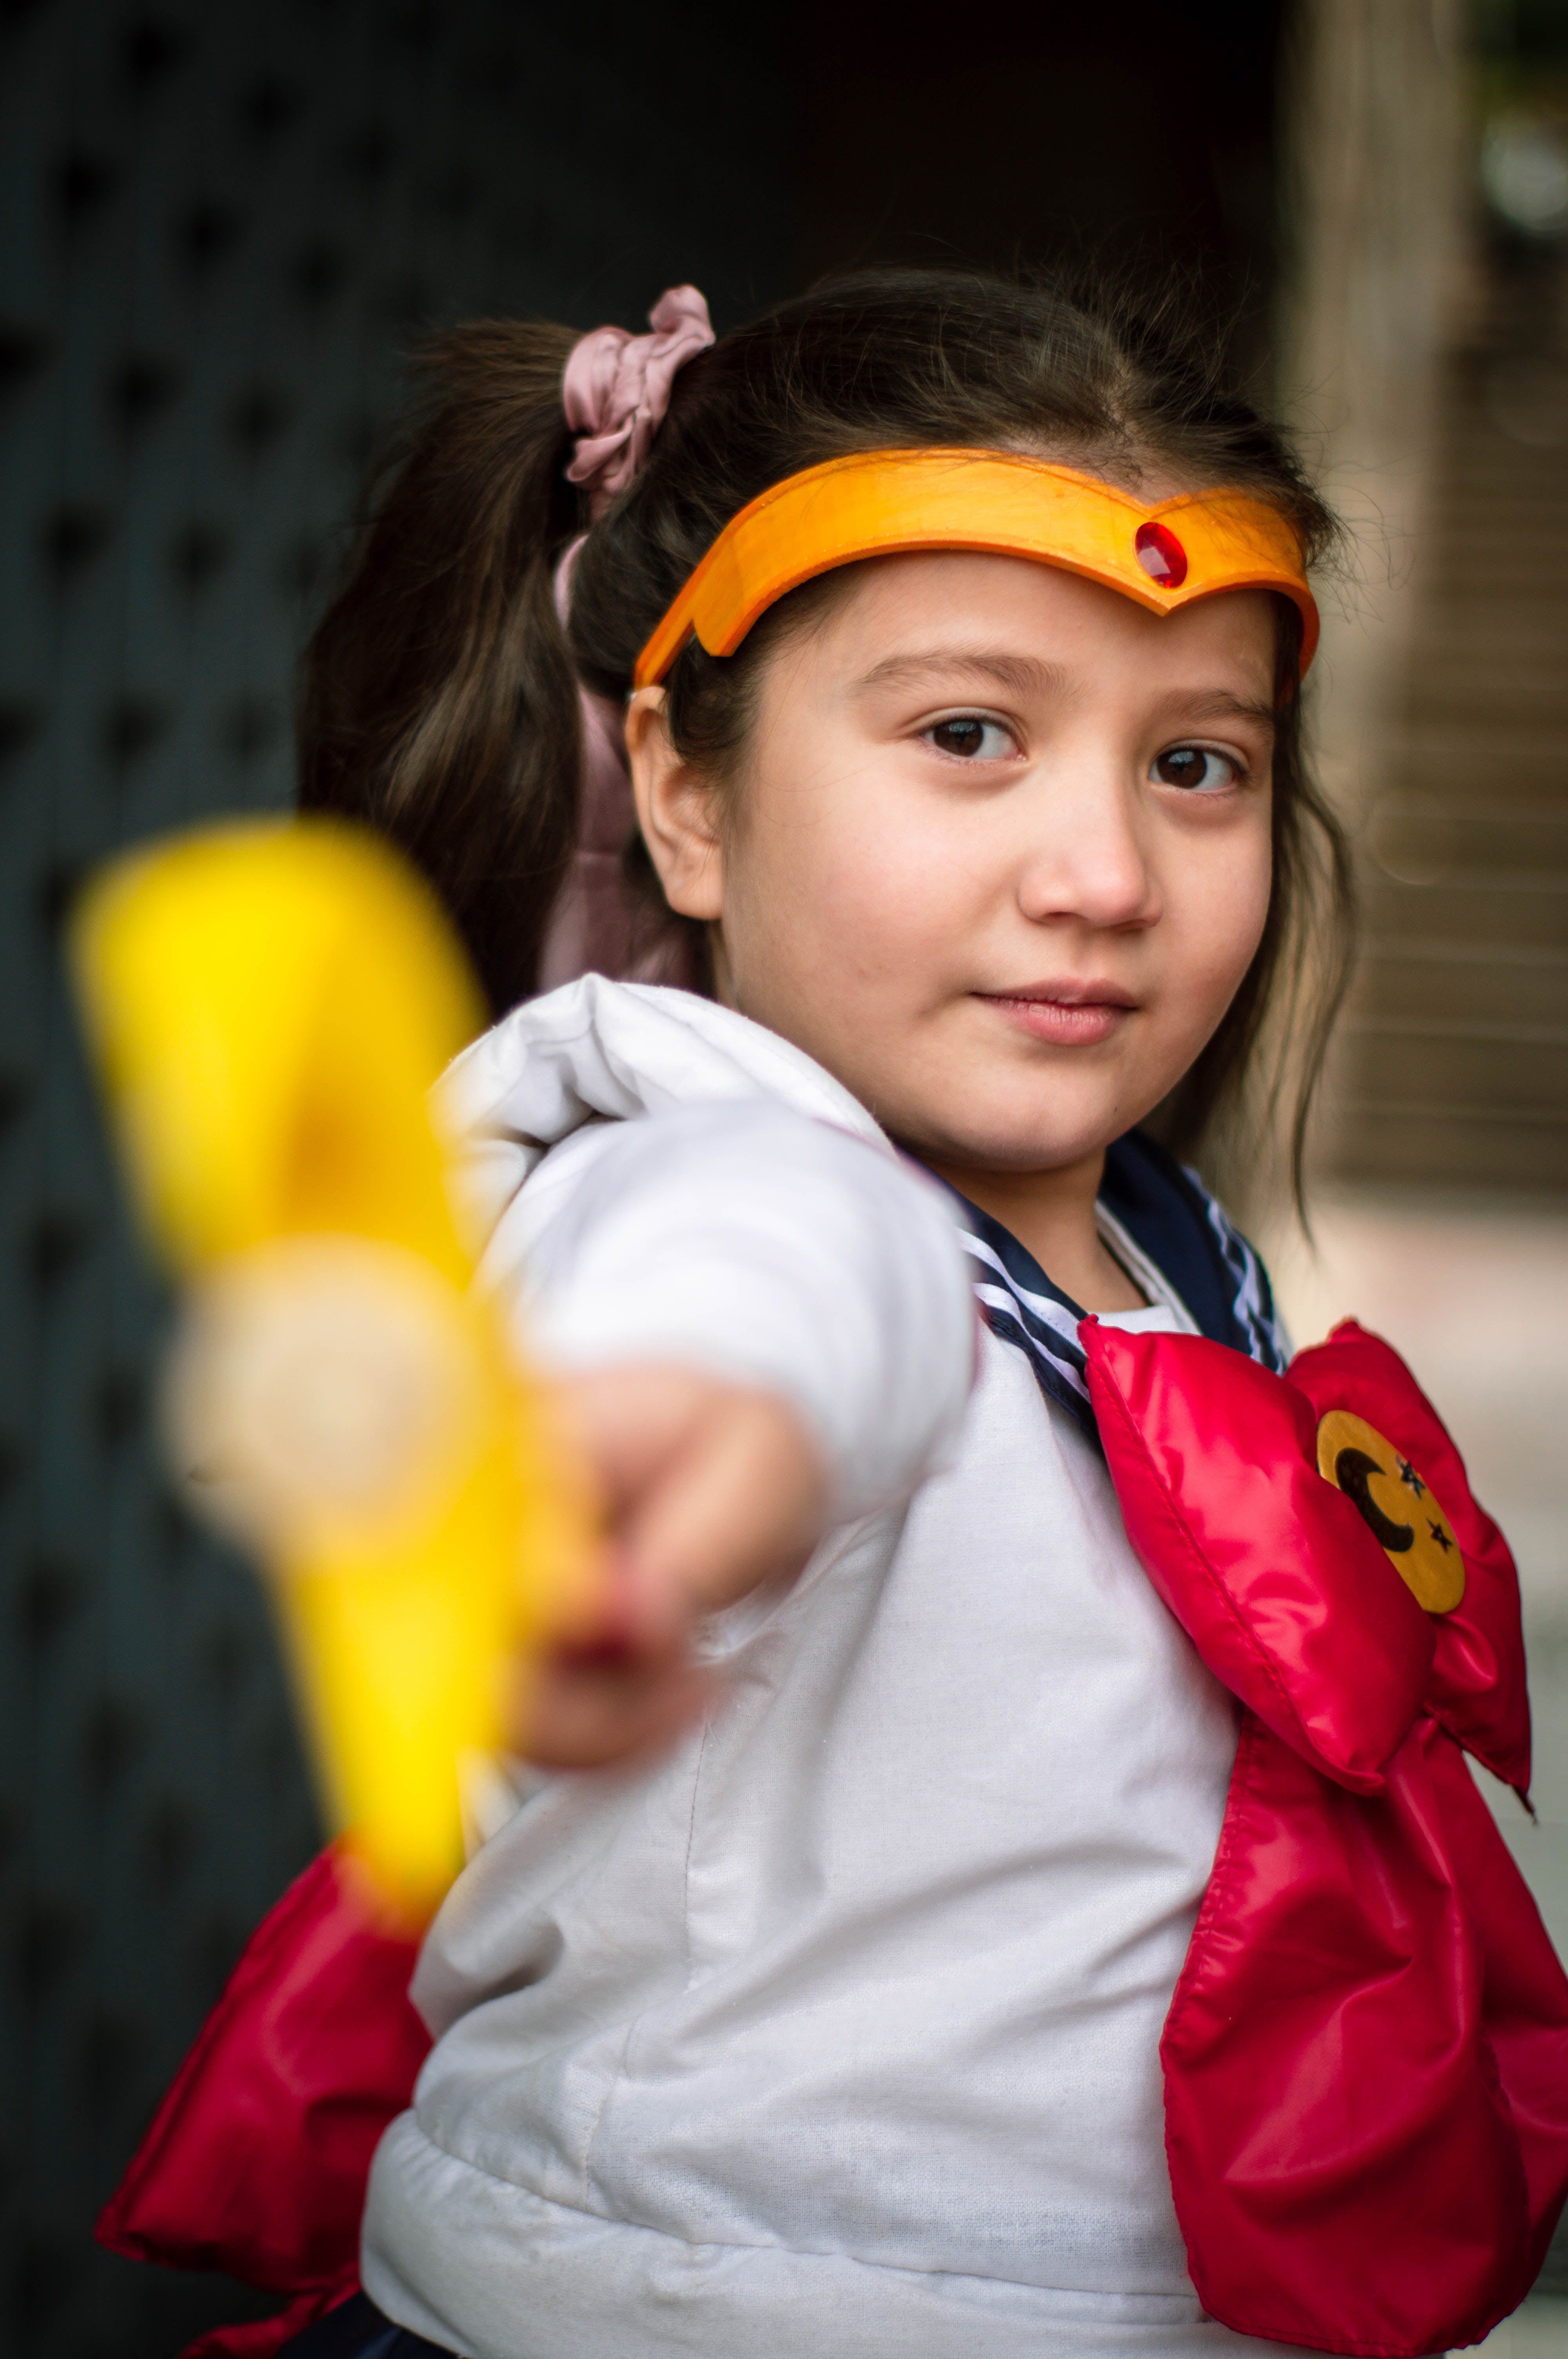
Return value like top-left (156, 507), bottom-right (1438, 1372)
top-left (1014, 767), bottom-right (1161, 934)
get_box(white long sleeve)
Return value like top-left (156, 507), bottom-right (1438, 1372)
top-left (485, 1101), bottom-right (975, 1522)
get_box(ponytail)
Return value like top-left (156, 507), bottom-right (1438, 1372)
top-left (296, 320), bottom-right (583, 1018)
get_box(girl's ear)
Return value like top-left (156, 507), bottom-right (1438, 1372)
top-left (626, 687), bottom-right (725, 922)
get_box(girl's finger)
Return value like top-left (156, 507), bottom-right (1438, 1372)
top-left (517, 1640), bottom-right (713, 1770)
top-left (556, 1367), bottom-right (829, 1625)
top-left (618, 1389), bottom-right (828, 1618)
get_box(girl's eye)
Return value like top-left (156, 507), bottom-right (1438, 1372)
top-left (1152, 744), bottom-right (1243, 792)
top-left (926, 716), bottom-right (1014, 761)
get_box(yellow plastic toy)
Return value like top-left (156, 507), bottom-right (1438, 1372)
top-left (72, 818), bottom-right (596, 1923)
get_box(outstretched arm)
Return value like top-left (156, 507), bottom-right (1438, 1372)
top-left (483, 1101), bottom-right (976, 1766)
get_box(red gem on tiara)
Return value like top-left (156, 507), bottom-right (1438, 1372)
top-left (1134, 521), bottom-right (1188, 588)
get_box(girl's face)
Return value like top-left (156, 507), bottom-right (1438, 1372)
top-left (631, 551), bottom-right (1278, 1175)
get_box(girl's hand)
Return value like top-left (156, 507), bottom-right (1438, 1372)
top-left (515, 1365), bottom-right (829, 1770)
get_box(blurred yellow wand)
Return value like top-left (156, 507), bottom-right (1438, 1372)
top-left (71, 818), bottom-right (595, 1924)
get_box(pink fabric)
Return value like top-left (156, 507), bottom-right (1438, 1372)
top-left (537, 538), bottom-right (693, 992)
top-left (563, 285), bottom-right (714, 520)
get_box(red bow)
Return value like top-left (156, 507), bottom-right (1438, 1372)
top-left (1087, 1317), bottom-right (1566, 2358)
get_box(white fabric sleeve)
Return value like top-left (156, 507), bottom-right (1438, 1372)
top-left (481, 1101), bottom-right (977, 1523)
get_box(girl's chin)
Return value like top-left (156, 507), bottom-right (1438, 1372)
top-left (894, 1101), bottom-right (1148, 1178)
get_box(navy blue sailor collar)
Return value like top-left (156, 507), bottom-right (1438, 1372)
top-left (932, 1129), bottom-right (1290, 1448)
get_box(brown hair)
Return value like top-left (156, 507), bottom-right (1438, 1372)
top-left (298, 266), bottom-right (1353, 1198)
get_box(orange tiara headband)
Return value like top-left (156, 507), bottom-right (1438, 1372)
top-left (633, 448), bottom-right (1319, 691)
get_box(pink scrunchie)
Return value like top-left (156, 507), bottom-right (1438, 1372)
top-left (562, 285), bottom-right (715, 519)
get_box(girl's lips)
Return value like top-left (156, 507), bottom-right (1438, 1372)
top-left (976, 990), bottom-right (1136, 1045)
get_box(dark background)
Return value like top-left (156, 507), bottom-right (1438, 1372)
top-left (0, 4), bottom-right (1315, 2353)
top-left (788, 2), bottom-right (1284, 373)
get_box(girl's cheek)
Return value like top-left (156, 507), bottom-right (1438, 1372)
top-left (1199, 832), bottom-right (1273, 1002)
top-left (762, 783), bottom-right (956, 962)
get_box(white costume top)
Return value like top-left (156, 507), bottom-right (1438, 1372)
top-left (361, 978), bottom-right (1319, 2359)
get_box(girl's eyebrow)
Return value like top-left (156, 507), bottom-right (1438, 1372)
top-left (850, 649), bottom-right (1069, 701)
top-left (1167, 688), bottom-right (1278, 735)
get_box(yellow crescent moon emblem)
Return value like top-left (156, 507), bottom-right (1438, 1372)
top-left (1316, 1408), bottom-right (1465, 1614)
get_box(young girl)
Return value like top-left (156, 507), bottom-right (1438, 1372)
top-left (278, 270), bottom-right (1473, 2358)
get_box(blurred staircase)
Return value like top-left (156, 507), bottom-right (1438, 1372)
top-left (1337, 255), bottom-right (1568, 1194)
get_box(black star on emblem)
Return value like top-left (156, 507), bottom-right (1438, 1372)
top-left (1397, 1457), bottom-right (1426, 1498)
top-left (1428, 1519), bottom-right (1453, 1554)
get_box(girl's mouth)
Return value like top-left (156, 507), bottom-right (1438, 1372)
top-left (975, 985), bottom-right (1137, 1045)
